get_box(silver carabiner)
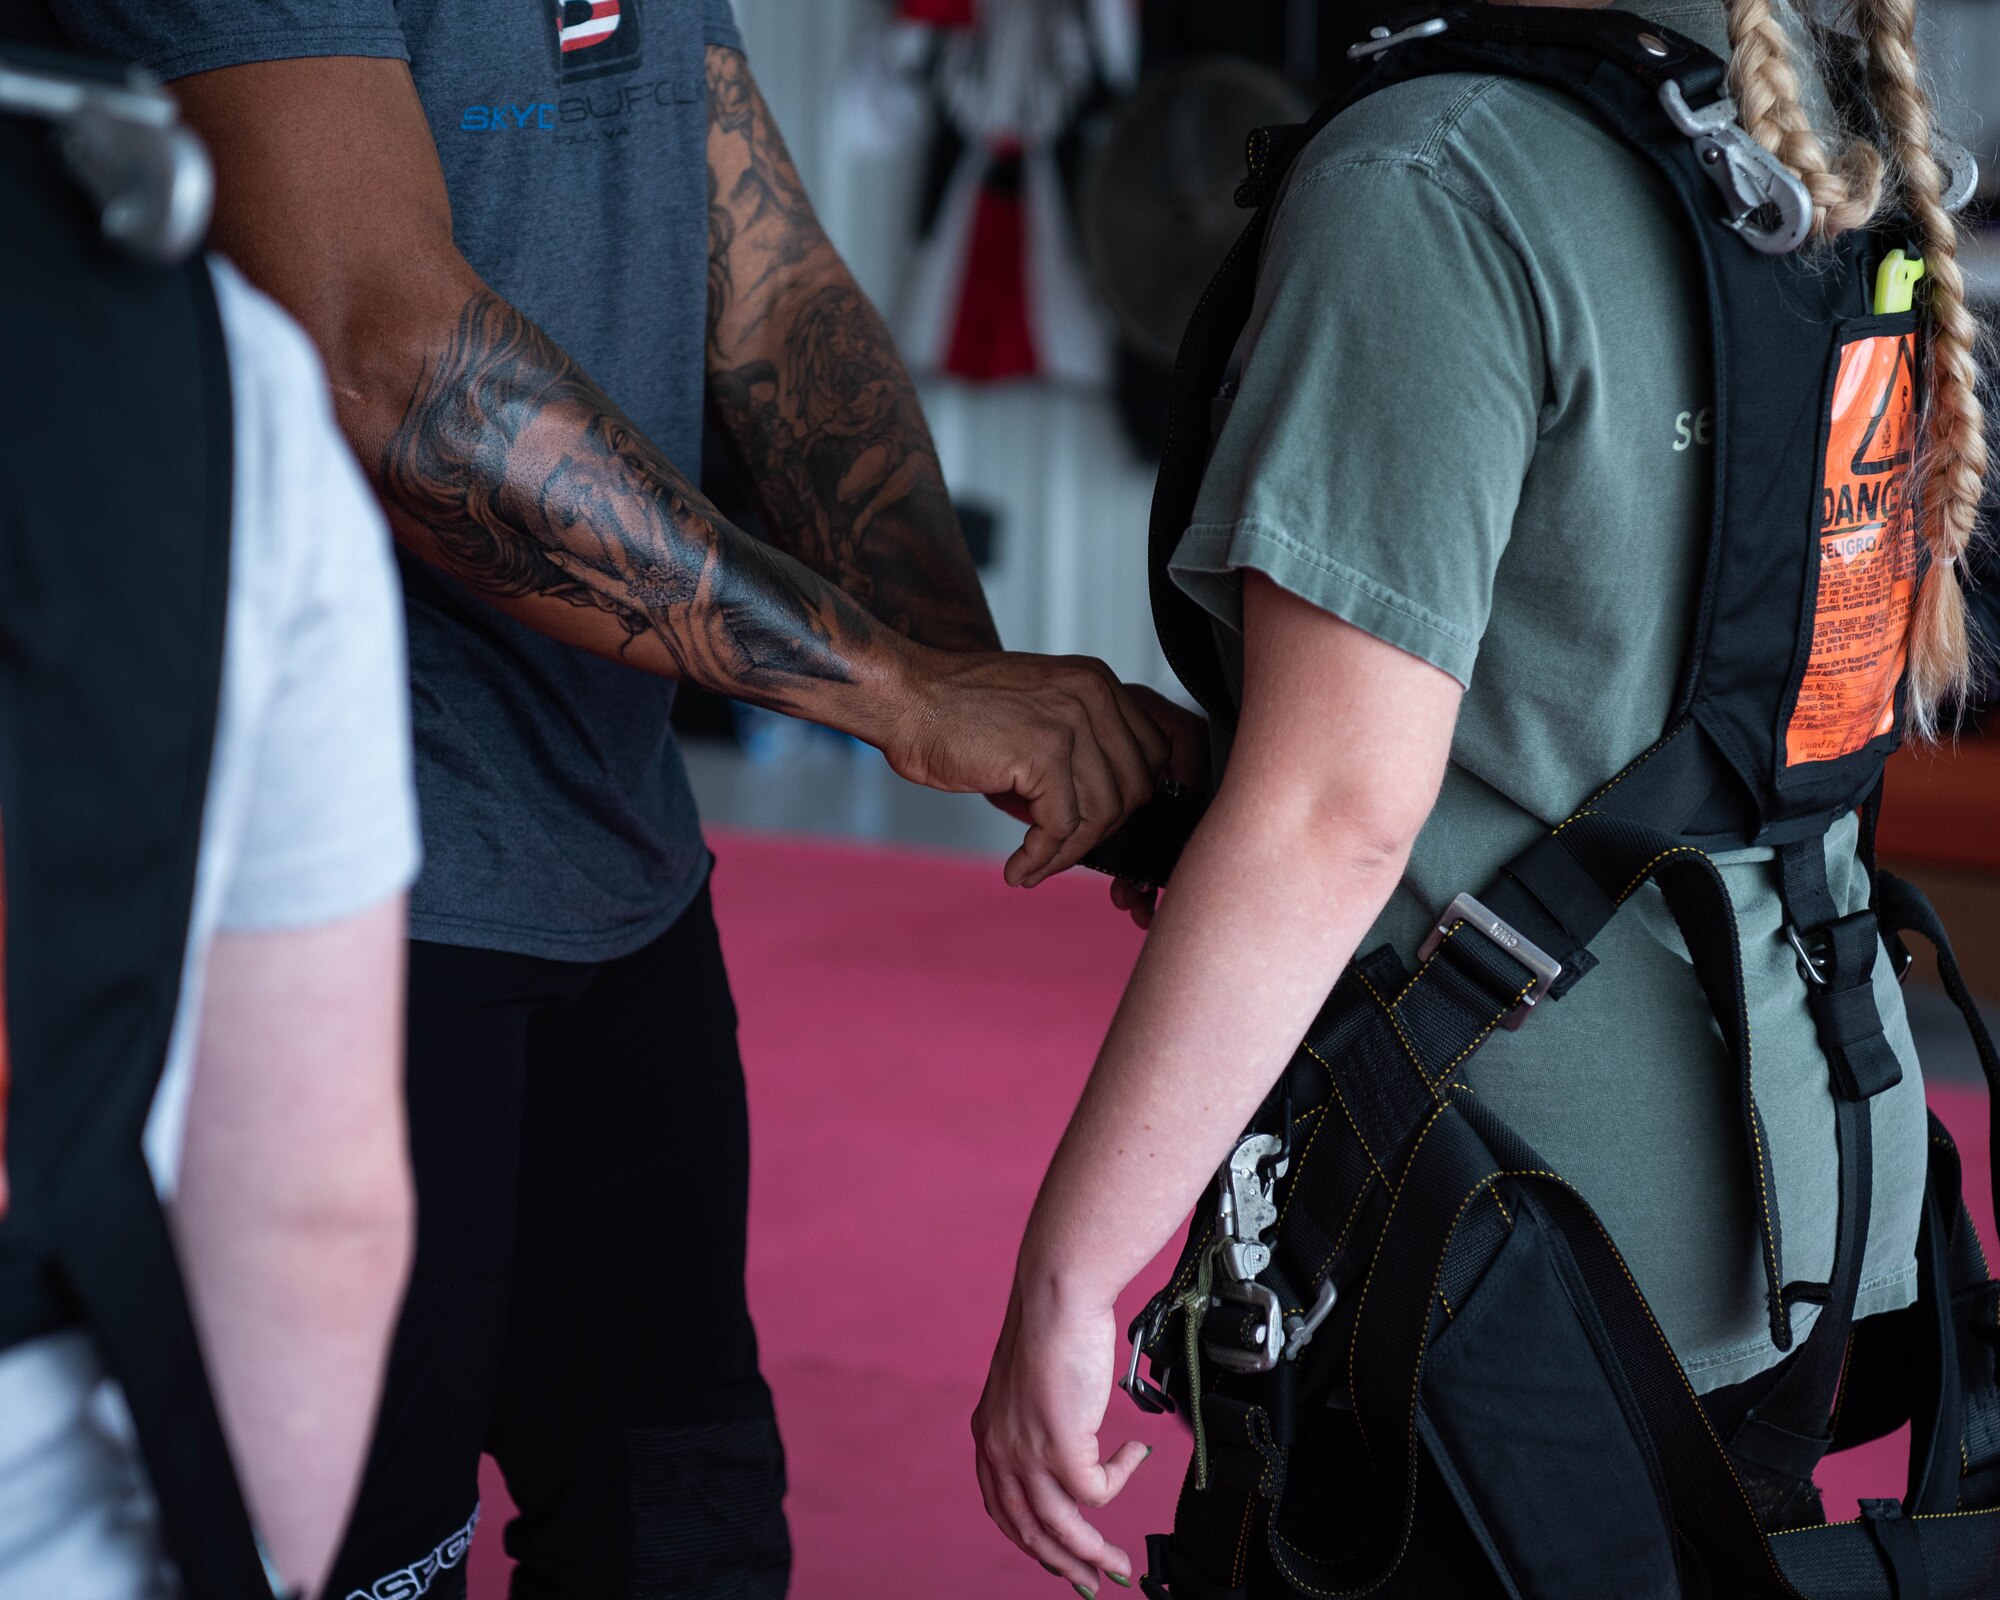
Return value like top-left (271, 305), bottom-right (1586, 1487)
top-left (0, 53), bottom-right (213, 263)
top-left (1347, 17), bottom-right (1448, 62)
top-left (1658, 79), bottom-right (1812, 256)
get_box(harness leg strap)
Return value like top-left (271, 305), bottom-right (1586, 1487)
top-left (1728, 837), bottom-right (1900, 1524)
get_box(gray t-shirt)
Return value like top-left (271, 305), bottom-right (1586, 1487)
top-left (1170, 4), bottom-right (1926, 1391)
top-left (18, 0), bottom-right (743, 961)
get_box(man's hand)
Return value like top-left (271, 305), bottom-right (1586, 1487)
top-left (1102, 685), bottom-right (1208, 927)
top-left (885, 653), bottom-right (1178, 887)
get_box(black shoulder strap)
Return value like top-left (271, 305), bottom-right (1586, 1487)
top-left (0, 109), bottom-right (271, 1596)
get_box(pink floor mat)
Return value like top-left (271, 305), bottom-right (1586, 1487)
top-left (461, 829), bottom-right (1992, 1598)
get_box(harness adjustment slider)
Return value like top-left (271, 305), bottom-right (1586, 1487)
top-left (1418, 893), bottom-right (1563, 1030)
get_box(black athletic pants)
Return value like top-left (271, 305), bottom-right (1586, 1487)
top-left (325, 880), bottom-right (790, 1600)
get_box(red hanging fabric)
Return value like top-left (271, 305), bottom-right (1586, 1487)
top-left (944, 147), bottom-right (1038, 381)
top-left (898, 0), bottom-right (977, 26)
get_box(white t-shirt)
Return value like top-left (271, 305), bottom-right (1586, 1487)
top-left (144, 258), bottom-right (422, 1191)
top-left (0, 258), bottom-right (420, 1598)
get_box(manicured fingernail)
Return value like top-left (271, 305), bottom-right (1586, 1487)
top-left (1109, 1574), bottom-right (1133, 1589)
top-left (1072, 1585), bottom-right (1095, 1599)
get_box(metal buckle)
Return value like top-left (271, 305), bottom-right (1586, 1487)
top-left (1890, 935), bottom-right (1916, 986)
top-left (1347, 17), bottom-right (1448, 61)
top-left (1786, 924), bottom-right (1831, 988)
top-left (1416, 892), bottom-right (1563, 1031)
top-left (1120, 1300), bottom-right (1176, 1414)
top-left (1657, 79), bottom-right (1812, 255)
top-left (1206, 1280), bottom-right (1284, 1374)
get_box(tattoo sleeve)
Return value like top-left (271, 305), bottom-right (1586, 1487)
top-left (381, 289), bottom-right (903, 725)
top-left (704, 46), bottom-right (1000, 653)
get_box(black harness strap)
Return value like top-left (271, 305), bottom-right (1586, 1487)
top-left (1874, 871), bottom-right (2000, 1509)
top-left (1270, 725), bottom-right (1794, 1347)
top-left (0, 110), bottom-right (271, 1596)
top-left (1723, 833), bottom-right (1900, 1523)
top-left (1874, 872), bottom-right (2000, 1222)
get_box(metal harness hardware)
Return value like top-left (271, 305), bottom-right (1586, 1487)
top-left (1417, 892), bottom-right (1563, 1031)
top-left (1122, 1299), bottom-right (1176, 1414)
top-left (1347, 18), bottom-right (1449, 62)
top-left (1658, 78), bottom-right (1812, 256)
top-left (0, 52), bottom-right (212, 262)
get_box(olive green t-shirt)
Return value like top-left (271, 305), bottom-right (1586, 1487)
top-left (1168, 3), bottom-right (1925, 1391)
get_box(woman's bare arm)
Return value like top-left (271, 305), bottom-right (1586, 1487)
top-left (973, 576), bottom-right (1464, 1592)
top-left (171, 896), bottom-right (414, 1599)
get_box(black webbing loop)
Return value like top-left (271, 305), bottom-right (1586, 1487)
top-left (1780, 841), bottom-right (1902, 1100)
top-left (1198, 1394), bottom-right (1287, 1501)
top-left (1144, 1531), bottom-right (1252, 1600)
top-left (1905, 1158), bottom-right (1965, 1516)
top-left (1727, 837), bottom-right (1886, 1522)
top-left (1858, 1499), bottom-right (1932, 1599)
top-left (1495, 832), bottom-right (1611, 995)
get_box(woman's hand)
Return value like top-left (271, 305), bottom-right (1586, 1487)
top-left (973, 1281), bottom-right (1152, 1595)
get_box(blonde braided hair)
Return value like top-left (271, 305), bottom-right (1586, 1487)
top-left (1725, 0), bottom-right (1991, 734)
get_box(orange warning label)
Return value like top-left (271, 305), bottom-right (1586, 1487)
top-left (1784, 332), bottom-right (1919, 766)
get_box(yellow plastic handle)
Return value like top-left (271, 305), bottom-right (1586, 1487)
top-left (1873, 249), bottom-right (1927, 315)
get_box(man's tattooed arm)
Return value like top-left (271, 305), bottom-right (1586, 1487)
top-left (704, 46), bottom-right (1000, 653)
top-left (381, 289), bottom-right (915, 728)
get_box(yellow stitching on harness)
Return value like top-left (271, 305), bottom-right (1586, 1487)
top-left (1437, 977), bottom-right (1536, 1076)
top-left (1276, 1093), bottom-right (1342, 1229)
top-left (1227, 1411), bottom-right (1262, 1589)
top-left (1384, 922), bottom-right (1536, 1080)
top-left (1771, 1504), bottom-right (2000, 1535)
top-left (1354, 968), bottom-right (1441, 1097)
top-left (1616, 845), bottom-right (1784, 1337)
top-left (1315, 1115), bottom-right (1485, 1599)
top-left (1614, 845), bottom-right (1709, 904)
top-left (1512, 1168), bottom-right (1794, 1591)
top-left (1304, 1176), bottom-right (1380, 1299)
top-left (1579, 721), bottom-right (1694, 810)
top-left (1395, 919), bottom-right (1466, 1006)
top-left (1301, 1043), bottom-right (1391, 1191)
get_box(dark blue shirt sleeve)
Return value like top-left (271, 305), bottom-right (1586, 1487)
top-left (704, 0), bottom-right (742, 52)
top-left (40, 0), bottom-right (406, 81)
